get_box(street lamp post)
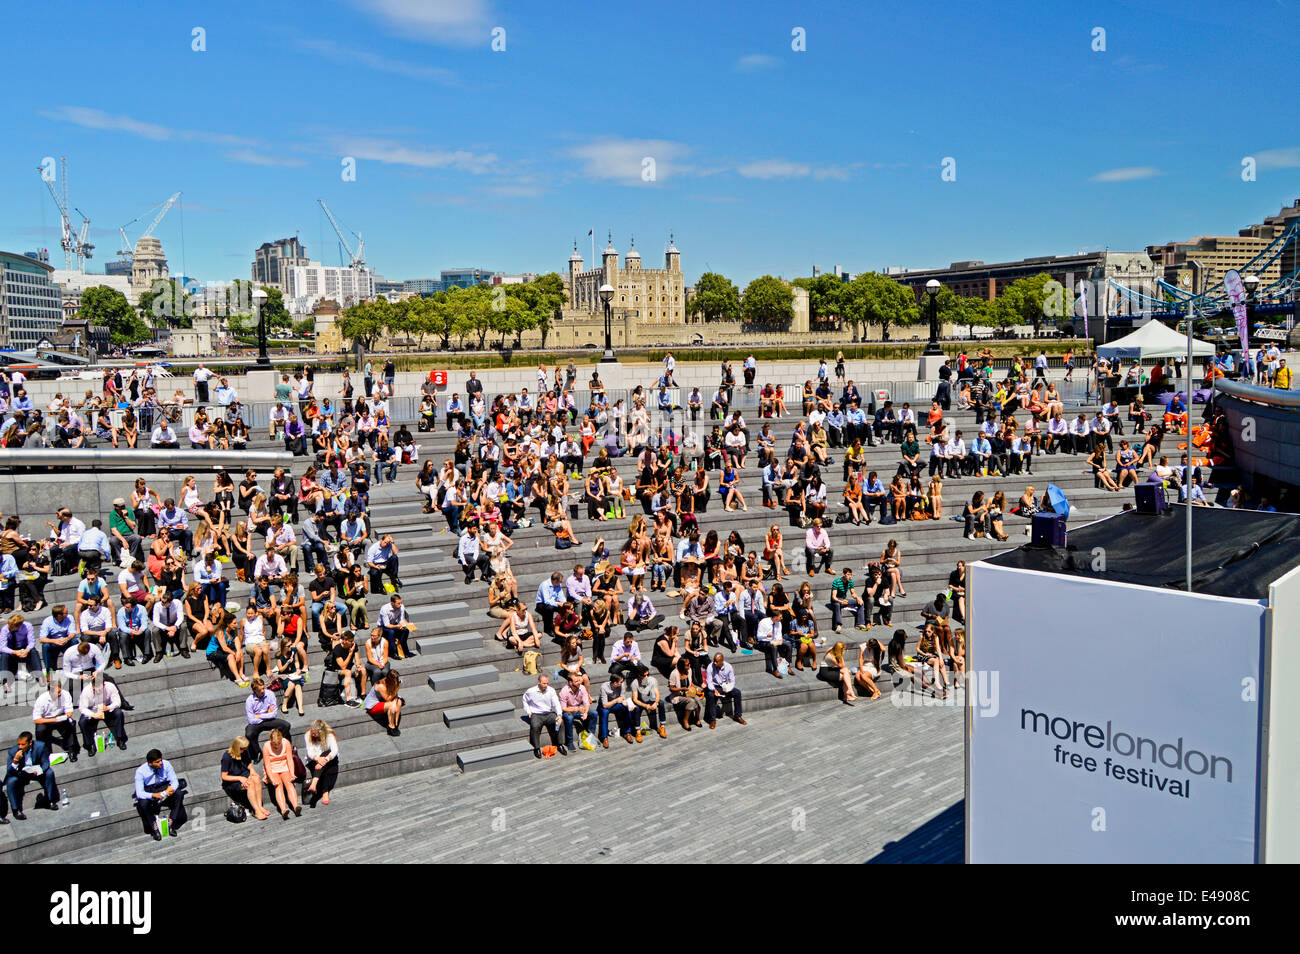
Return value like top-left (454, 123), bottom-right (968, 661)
top-left (599, 283), bottom-right (616, 363)
top-left (251, 287), bottom-right (270, 368)
top-left (1243, 274), bottom-right (1259, 349)
top-left (923, 279), bottom-right (943, 356)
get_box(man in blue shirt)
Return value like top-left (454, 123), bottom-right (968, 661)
top-left (133, 748), bottom-right (186, 839)
top-left (825, 404), bottom-right (845, 448)
top-left (365, 535), bottom-right (402, 594)
top-left (445, 393), bottom-right (464, 431)
top-left (845, 403), bottom-right (870, 447)
top-left (114, 600), bottom-right (153, 667)
top-left (534, 572), bottom-right (566, 636)
top-left (157, 499), bottom-right (193, 556)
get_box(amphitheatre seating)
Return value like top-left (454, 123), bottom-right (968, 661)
top-left (0, 380), bottom-right (1117, 859)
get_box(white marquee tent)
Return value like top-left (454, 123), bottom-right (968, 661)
top-left (1097, 320), bottom-right (1215, 362)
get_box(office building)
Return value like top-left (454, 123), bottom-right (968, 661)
top-left (440, 267), bottom-right (495, 289)
top-left (252, 237), bottom-right (309, 290)
top-left (1, 250), bottom-right (66, 349)
top-left (283, 261), bottom-right (374, 314)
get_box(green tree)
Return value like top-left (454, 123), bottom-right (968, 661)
top-left (793, 274), bottom-right (847, 327)
top-left (740, 276), bottom-right (794, 330)
top-left (338, 299), bottom-right (391, 350)
top-left (528, 272), bottom-right (567, 348)
top-left (292, 317), bottom-right (315, 336)
top-left (496, 289), bottom-right (534, 348)
top-left (935, 285), bottom-right (998, 331)
top-left (841, 272), bottom-right (918, 340)
top-left (690, 272), bottom-right (741, 322)
top-left (136, 279), bottom-right (190, 330)
top-left (78, 285), bottom-right (150, 345)
top-left (467, 285), bottom-right (497, 349)
top-left (260, 286), bottom-right (292, 330)
top-left (994, 273), bottom-right (1065, 333)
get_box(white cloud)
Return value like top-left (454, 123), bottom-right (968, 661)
top-left (295, 37), bottom-right (458, 83)
top-left (1255, 147), bottom-right (1300, 170)
top-left (567, 138), bottom-right (690, 183)
top-left (481, 183), bottom-right (546, 198)
top-left (41, 105), bottom-right (257, 149)
top-left (225, 149), bottom-right (308, 168)
top-left (335, 136), bottom-right (498, 173)
top-left (40, 106), bottom-right (172, 140)
top-left (1089, 166), bottom-right (1163, 182)
top-left (738, 159), bottom-right (811, 179)
top-left (813, 165), bottom-right (854, 181)
top-left (344, 0), bottom-right (495, 47)
top-left (735, 54), bottom-right (779, 72)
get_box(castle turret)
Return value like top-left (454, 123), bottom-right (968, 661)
top-left (602, 229), bottom-right (619, 285)
top-left (665, 230), bottom-right (680, 272)
top-left (568, 239), bottom-right (584, 298)
top-left (625, 235), bottom-right (641, 270)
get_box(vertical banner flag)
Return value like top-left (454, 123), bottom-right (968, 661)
top-left (1223, 269), bottom-right (1250, 354)
top-left (1077, 280), bottom-right (1089, 340)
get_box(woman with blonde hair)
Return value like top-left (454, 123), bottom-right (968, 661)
top-left (260, 727), bottom-right (301, 819)
top-left (247, 492), bottom-right (272, 536)
top-left (818, 641), bottom-right (858, 704)
top-left (304, 720), bottom-right (340, 808)
top-left (220, 736), bottom-right (271, 821)
top-left (927, 472), bottom-right (944, 520)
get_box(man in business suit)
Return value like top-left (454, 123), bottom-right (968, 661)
top-left (2, 732), bottom-right (60, 822)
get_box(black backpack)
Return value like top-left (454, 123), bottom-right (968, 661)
top-left (317, 680), bottom-right (343, 707)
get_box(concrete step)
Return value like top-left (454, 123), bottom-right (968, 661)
top-left (455, 739), bottom-right (538, 772)
top-left (441, 699), bottom-right (517, 729)
top-left (416, 633), bottom-right (485, 655)
top-left (426, 664), bottom-right (499, 692)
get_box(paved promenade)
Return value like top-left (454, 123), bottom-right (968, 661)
top-left (43, 694), bottom-right (963, 864)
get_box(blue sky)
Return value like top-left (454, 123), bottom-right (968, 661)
top-left (4, 0), bottom-right (1299, 287)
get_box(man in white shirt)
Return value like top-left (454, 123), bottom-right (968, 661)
top-left (32, 681), bottom-right (80, 761)
top-left (1068, 414), bottom-right (1090, 455)
top-left (267, 516), bottom-right (300, 574)
top-left (48, 508), bottom-right (86, 576)
top-left (704, 653), bottom-right (747, 729)
top-left (193, 363), bottom-right (214, 404)
top-left (944, 430), bottom-right (968, 478)
top-left (804, 518), bottom-right (833, 576)
top-left (754, 610), bottom-right (792, 678)
top-left (152, 592), bottom-right (186, 659)
top-left (1090, 411), bottom-right (1112, 453)
top-left (78, 675), bottom-right (128, 754)
top-left (149, 421), bottom-right (179, 449)
top-left (457, 525), bottom-right (491, 584)
top-left (521, 674), bottom-right (565, 758)
top-left (252, 542), bottom-right (287, 586)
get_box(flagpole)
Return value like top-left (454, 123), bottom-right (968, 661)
top-left (1185, 298), bottom-right (1194, 593)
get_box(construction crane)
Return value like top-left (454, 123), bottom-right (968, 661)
top-left (317, 198), bottom-right (365, 269)
top-left (116, 191), bottom-right (181, 266)
top-left (38, 156), bottom-right (94, 271)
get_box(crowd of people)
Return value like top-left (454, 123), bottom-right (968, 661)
top-left (0, 360), bottom-right (428, 834)
top-left (8, 339), bottom-right (1282, 829)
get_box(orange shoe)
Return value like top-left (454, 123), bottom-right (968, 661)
top-left (657, 726), bottom-right (667, 739)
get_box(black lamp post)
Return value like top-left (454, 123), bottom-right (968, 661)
top-left (1243, 273), bottom-right (1259, 347)
top-left (599, 283), bottom-right (616, 363)
top-left (923, 279), bottom-right (943, 355)
top-left (252, 287), bottom-right (271, 367)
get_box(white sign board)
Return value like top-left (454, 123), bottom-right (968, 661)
top-left (967, 563), bottom-right (1264, 863)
